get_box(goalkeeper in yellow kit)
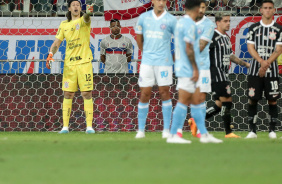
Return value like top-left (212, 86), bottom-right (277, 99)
top-left (46, 0), bottom-right (95, 134)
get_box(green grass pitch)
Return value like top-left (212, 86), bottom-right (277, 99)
top-left (0, 132), bottom-right (281, 184)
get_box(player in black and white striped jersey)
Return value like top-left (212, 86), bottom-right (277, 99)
top-left (246, 0), bottom-right (282, 139)
top-left (205, 12), bottom-right (250, 138)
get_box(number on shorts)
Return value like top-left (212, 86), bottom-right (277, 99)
top-left (85, 74), bottom-right (91, 81)
top-left (270, 81), bottom-right (278, 90)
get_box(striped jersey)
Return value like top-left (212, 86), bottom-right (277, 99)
top-left (209, 30), bottom-right (233, 82)
top-left (100, 35), bottom-right (133, 73)
top-left (247, 20), bottom-right (282, 77)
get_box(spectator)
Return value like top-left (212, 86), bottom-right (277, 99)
top-left (209, 0), bottom-right (234, 10)
top-left (100, 19), bottom-right (133, 73)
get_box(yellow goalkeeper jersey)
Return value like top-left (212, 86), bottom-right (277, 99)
top-left (56, 16), bottom-right (93, 66)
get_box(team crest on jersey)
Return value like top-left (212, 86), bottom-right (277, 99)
top-left (76, 23), bottom-right (80, 30)
top-left (160, 24), bottom-right (166, 30)
top-left (122, 43), bottom-right (126, 47)
top-left (198, 28), bottom-right (202, 35)
top-left (64, 81), bottom-right (69, 89)
top-left (249, 88), bottom-right (255, 97)
top-left (269, 31), bottom-right (277, 40)
top-left (226, 85), bottom-right (231, 94)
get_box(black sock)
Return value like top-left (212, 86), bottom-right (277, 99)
top-left (222, 102), bottom-right (232, 134)
top-left (206, 104), bottom-right (221, 119)
top-left (248, 103), bottom-right (258, 133)
top-left (269, 104), bottom-right (278, 132)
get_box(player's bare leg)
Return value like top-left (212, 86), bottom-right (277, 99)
top-left (81, 91), bottom-right (95, 134)
top-left (136, 87), bottom-right (152, 138)
top-left (159, 86), bottom-right (172, 138)
top-left (59, 91), bottom-right (75, 134)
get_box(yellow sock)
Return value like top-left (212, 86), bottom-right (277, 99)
top-left (84, 98), bottom-right (93, 128)
top-left (63, 98), bottom-right (72, 128)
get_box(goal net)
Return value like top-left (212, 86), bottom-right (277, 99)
top-left (0, 0), bottom-right (282, 132)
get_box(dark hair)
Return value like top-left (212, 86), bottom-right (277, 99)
top-left (66, 11), bottom-right (83, 22)
top-left (68, 0), bottom-right (81, 7)
top-left (215, 12), bottom-right (231, 22)
top-left (110, 19), bottom-right (120, 24)
top-left (261, 0), bottom-right (274, 7)
top-left (66, 0), bottom-right (83, 22)
top-left (185, 0), bottom-right (202, 10)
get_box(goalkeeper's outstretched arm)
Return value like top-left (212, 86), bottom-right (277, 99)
top-left (84, 3), bottom-right (94, 23)
top-left (50, 38), bottom-right (62, 55)
top-left (46, 38), bottom-right (62, 69)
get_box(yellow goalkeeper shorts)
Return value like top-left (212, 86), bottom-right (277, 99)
top-left (62, 62), bottom-right (93, 92)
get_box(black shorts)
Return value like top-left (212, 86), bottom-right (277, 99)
top-left (211, 81), bottom-right (232, 101)
top-left (248, 75), bottom-right (280, 101)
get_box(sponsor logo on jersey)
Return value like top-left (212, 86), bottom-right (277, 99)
top-left (249, 88), bottom-right (255, 97)
top-left (70, 56), bottom-right (82, 62)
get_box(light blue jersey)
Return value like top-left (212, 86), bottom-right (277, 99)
top-left (174, 15), bottom-right (200, 77)
top-left (196, 16), bottom-right (215, 70)
top-left (135, 10), bottom-right (177, 66)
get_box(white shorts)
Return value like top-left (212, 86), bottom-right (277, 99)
top-left (138, 64), bottom-right (173, 87)
top-left (176, 77), bottom-right (196, 93)
top-left (196, 70), bottom-right (211, 93)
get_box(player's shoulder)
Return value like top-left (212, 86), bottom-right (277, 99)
top-left (249, 21), bottom-right (260, 30)
top-left (165, 11), bottom-right (177, 20)
top-left (122, 35), bottom-right (132, 42)
top-left (204, 17), bottom-right (215, 27)
top-left (101, 35), bottom-right (110, 42)
top-left (181, 16), bottom-right (195, 25)
top-left (273, 22), bottom-right (282, 30)
top-left (213, 30), bottom-right (221, 40)
top-left (61, 20), bottom-right (69, 24)
top-left (139, 10), bottom-right (152, 19)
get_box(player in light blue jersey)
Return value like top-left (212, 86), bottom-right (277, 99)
top-left (176, 1), bottom-right (223, 143)
top-left (134, 0), bottom-right (177, 139)
top-left (167, 0), bottom-right (222, 144)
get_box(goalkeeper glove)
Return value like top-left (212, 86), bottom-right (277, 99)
top-left (46, 52), bottom-right (54, 69)
top-left (86, 3), bottom-right (94, 14)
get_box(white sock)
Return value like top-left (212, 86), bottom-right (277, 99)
top-left (62, 127), bottom-right (68, 131)
top-left (87, 127), bottom-right (93, 130)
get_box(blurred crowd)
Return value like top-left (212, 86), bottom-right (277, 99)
top-left (0, 0), bottom-right (104, 15)
top-left (0, 0), bottom-right (281, 16)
